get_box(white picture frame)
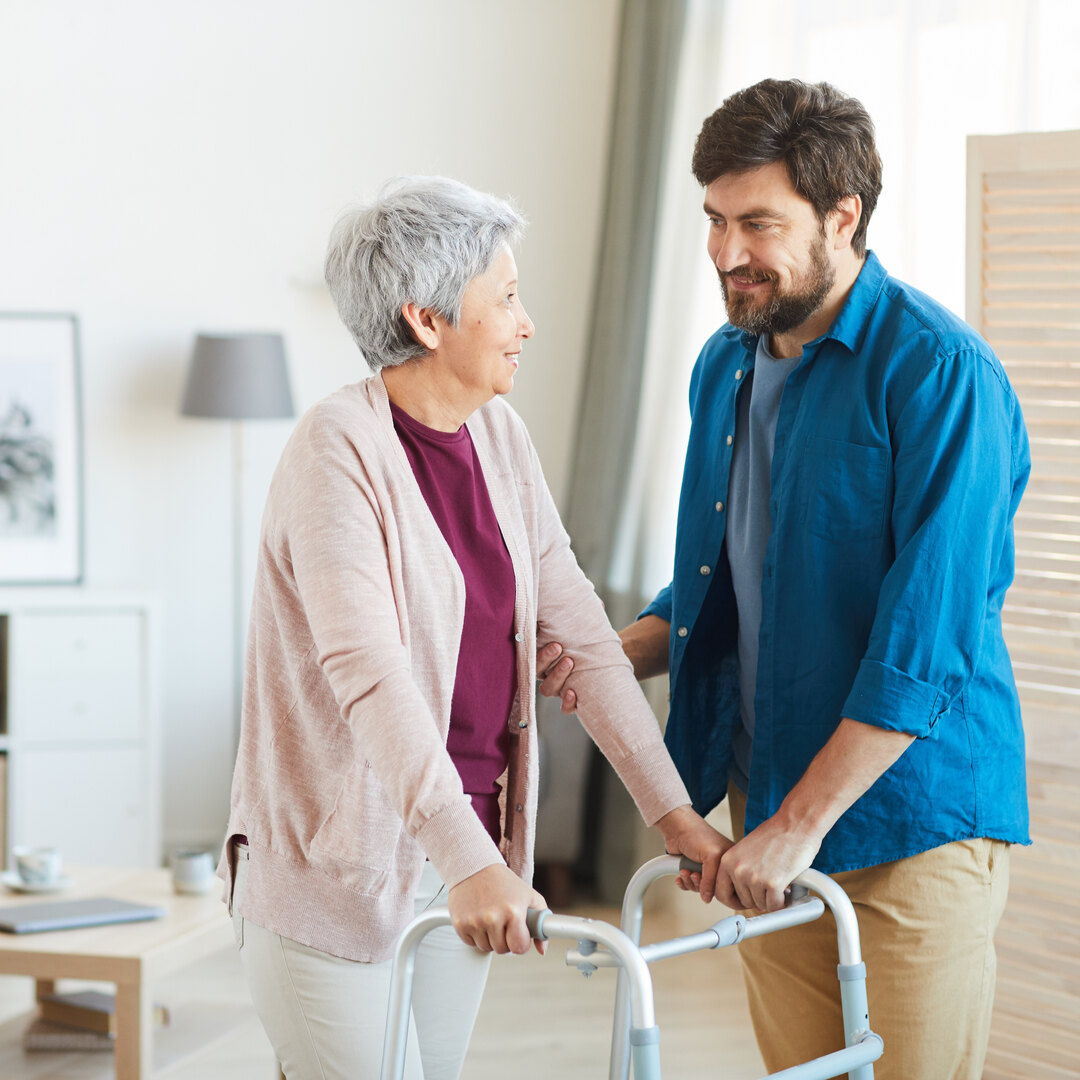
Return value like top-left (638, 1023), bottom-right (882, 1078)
top-left (0, 314), bottom-right (83, 584)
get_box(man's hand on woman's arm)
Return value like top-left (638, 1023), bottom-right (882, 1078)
top-left (536, 641), bottom-right (577, 713)
top-left (537, 615), bottom-right (672, 713)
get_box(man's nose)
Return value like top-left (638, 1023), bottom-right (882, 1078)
top-left (712, 230), bottom-right (748, 273)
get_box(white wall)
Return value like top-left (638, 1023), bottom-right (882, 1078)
top-left (0, 0), bottom-right (621, 852)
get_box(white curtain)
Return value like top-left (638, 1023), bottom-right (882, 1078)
top-left (608, 0), bottom-right (1080, 609)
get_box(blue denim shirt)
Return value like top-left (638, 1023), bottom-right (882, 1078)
top-left (642, 252), bottom-right (1031, 872)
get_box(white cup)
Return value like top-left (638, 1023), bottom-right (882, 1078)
top-left (12, 846), bottom-right (63, 886)
top-left (170, 849), bottom-right (217, 895)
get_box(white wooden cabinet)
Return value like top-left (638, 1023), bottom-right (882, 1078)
top-left (0, 590), bottom-right (160, 869)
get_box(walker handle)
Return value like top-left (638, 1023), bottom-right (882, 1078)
top-left (676, 857), bottom-right (809, 902)
top-left (526, 906), bottom-right (552, 940)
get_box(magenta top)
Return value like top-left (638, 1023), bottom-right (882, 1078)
top-left (390, 402), bottom-right (516, 846)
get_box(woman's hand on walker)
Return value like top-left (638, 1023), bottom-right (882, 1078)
top-left (448, 863), bottom-right (549, 956)
top-left (655, 805), bottom-right (733, 904)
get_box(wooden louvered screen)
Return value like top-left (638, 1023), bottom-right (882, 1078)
top-left (966, 131), bottom-right (1080, 1080)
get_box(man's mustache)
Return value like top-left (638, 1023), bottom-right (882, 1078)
top-left (719, 265), bottom-right (778, 286)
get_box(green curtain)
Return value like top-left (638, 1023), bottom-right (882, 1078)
top-left (536, 0), bottom-right (692, 904)
top-left (562, 0), bottom-right (689, 632)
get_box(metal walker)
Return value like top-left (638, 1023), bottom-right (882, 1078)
top-left (380, 854), bottom-right (883, 1079)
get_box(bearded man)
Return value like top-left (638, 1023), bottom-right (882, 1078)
top-left (541, 78), bottom-right (1029, 1079)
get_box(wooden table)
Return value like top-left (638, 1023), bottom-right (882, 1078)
top-left (0, 865), bottom-right (232, 1079)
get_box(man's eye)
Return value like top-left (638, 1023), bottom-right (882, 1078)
top-left (748, 222), bottom-right (769, 232)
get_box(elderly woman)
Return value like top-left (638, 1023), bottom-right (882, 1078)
top-left (219, 176), bottom-right (728, 1080)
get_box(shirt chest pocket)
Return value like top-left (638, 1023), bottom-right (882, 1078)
top-left (798, 437), bottom-right (889, 542)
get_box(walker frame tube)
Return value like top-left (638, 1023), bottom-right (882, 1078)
top-left (379, 907), bottom-right (664, 1080)
top-left (607, 855), bottom-right (880, 1080)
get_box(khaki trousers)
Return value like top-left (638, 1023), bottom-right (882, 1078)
top-left (728, 786), bottom-right (1009, 1080)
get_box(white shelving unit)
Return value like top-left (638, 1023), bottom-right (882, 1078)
top-left (0, 589), bottom-right (160, 869)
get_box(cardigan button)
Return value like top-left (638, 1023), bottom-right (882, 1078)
top-left (715, 501), bottom-right (724, 512)
top-left (518, 720), bottom-right (528, 729)
top-left (726, 434), bottom-right (733, 446)
top-left (700, 565), bottom-right (711, 576)
top-left (514, 632), bottom-right (524, 642)
top-left (677, 626), bottom-right (688, 638)
top-left (515, 804), bottom-right (524, 813)
top-left (735, 369), bottom-right (744, 380)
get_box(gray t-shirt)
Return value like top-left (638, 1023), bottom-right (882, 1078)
top-left (727, 335), bottom-right (801, 792)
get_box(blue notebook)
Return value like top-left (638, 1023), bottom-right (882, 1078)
top-left (0, 897), bottom-right (167, 934)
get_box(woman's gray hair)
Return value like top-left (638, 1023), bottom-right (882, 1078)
top-left (324, 176), bottom-right (527, 371)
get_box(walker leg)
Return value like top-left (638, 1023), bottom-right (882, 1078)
top-left (838, 962), bottom-right (874, 1080)
top-left (610, 970), bottom-right (632, 1080)
top-left (629, 1026), bottom-right (662, 1080)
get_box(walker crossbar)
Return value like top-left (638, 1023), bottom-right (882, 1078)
top-left (379, 907), bottom-right (665, 1080)
top-left (566, 897), bottom-right (827, 971)
top-left (605, 855), bottom-right (881, 1080)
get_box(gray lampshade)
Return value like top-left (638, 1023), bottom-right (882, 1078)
top-left (181, 332), bottom-right (295, 420)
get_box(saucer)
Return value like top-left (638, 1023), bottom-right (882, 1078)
top-left (1, 871), bottom-right (72, 894)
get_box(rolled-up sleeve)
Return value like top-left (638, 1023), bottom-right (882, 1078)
top-left (640, 583), bottom-right (674, 623)
top-left (842, 347), bottom-right (1029, 736)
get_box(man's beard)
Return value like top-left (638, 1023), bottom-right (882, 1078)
top-left (719, 230), bottom-right (835, 337)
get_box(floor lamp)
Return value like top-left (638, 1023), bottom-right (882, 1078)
top-left (180, 332), bottom-right (295, 751)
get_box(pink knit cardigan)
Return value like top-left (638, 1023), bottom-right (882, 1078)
top-left (219, 374), bottom-right (690, 962)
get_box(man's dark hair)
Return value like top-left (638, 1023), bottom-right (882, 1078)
top-left (692, 79), bottom-right (882, 257)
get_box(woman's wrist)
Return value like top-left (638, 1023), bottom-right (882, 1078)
top-left (655, 803), bottom-right (697, 845)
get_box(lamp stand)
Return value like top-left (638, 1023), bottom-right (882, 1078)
top-left (231, 419), bottom-right (245, 753)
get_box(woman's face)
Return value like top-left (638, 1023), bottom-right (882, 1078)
top-left (436, 246), bottom-right (534, 404)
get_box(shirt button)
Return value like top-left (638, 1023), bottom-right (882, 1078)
top-left (726, 435), bottom-right (733, 446)
top-left (699, 565), bottom-right (711, 576)
top-left (514, 632), bottom-right (524, 642)
top-left (735, 369), bottom-right (744, 380)
top-left (677, 626), bottom-right (688, 638)
top-left (715, 501), bottom-right (724, 512)
top-left (518, 720), bottom-right (528, 729)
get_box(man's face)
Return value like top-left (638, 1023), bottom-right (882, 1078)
top-left (704, 162), bottom-right (836, 337)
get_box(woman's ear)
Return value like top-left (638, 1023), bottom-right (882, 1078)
top-left (401, 302), bottom-right (441, 352)
top-left (830, 194), bottom-right (862, 251)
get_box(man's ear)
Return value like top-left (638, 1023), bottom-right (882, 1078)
top-left (830, 194), bottom-right (863, 251)
top-left (401, 302), bottom-right (441, 351)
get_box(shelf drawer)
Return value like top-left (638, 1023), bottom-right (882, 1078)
top-left (11, 745), bottom-right (149, 866)
top-left (11, 612), bottom-right (144, 742)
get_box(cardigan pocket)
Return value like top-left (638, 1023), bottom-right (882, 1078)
top-left (307, 766), bottom-right (410, 894)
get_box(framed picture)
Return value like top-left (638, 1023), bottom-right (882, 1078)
top-left (0, 314), bottom-right (83, 584)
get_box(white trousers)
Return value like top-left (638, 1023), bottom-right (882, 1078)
top-left (232, 847), bottom-right (492, 1080)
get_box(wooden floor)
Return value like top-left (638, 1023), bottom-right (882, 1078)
top-left (0, 889), bottom-right (764, 1079)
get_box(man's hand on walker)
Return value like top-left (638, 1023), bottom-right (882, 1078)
top-left (536, 641), bottom-right (577, 714)
top-left (714, 813), bottom-right (822, 913)
top-left (448, 863), bottom-right (549, 956)
top-left (655, 805), bottom-right (732, 904)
